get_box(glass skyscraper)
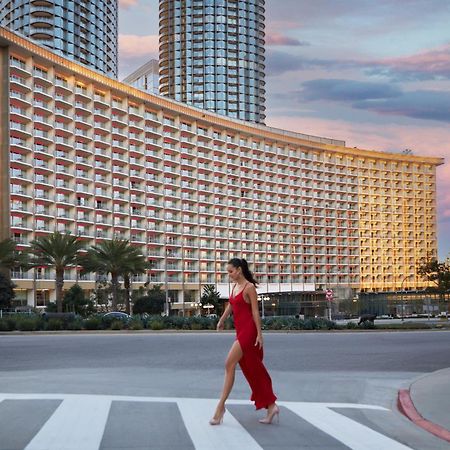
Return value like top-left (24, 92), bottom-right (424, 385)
top-left (159, 0), bottom-right (266, 123)
top-left (0, 0), bottom-right (118, 77)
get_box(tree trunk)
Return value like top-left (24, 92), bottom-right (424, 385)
top-left (55, 267), bottom-right (64, 313)
top-left (124, 274), bottom-right (131, 315)
top-left (111, 272), bottom-right (119, 310)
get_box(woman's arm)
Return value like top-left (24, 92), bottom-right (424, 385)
top-left (248, 285), bottom-right (263, 348)
top-left (217, 302), bottom-right (232, 330)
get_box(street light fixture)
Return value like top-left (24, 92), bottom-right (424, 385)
top-left (258, 295), bottom-right (270, 319)
top-left (400, 275), bottom-right (411, 322)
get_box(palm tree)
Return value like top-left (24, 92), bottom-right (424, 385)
top-left (29, 232), bottom-right (84, 313)
top-left (123, 253), bottom-right (149, 315)
top-left (79, 239), bottom-right (147, 311)
top-left (0, 238), bottom-right (30, 279)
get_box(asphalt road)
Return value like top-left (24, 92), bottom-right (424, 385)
top-left (1, 330), bottom-right (449, 450)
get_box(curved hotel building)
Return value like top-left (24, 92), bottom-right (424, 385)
top-left (0, 27), bottom-right (443, 310)
top-left (159, 0), bottom-right (266, 124)
top-left (0, 0), bottom-right (118, 77)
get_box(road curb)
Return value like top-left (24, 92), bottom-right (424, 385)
top-left (397, 389), bottom-right (450, 443)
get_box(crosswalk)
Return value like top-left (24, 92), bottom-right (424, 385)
top-left (0, 393), bottom-right (413, 450)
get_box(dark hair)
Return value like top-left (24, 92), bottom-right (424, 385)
top-left (228, 258), bottom-right (258, 286)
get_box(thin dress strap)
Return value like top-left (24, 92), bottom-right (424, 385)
top-left (239, 282), bottom-right (249, 297)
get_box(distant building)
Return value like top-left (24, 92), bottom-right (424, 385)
top-left (123, 59), bottom-right (159, 95)
top-left (0, 0), bottom-right (118, 77)
top-left (159, 0), bottom-right (266, 123)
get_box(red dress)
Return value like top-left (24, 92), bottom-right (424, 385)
top-left (229, 283), bottom-right (277, 410)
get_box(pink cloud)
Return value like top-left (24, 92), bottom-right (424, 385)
top-left (119, 0), bottom-right (139, 9)
top-left (119, 34), bottom-right (159, 59)
top-left (266, 32), bottom-right (308, 46)
top-left (382, 44), bottom-right (450, 76)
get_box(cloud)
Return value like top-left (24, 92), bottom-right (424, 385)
top-left (300, 79), bottom-right (401, 102)
top-left (119, 0), bottom-right (139, 9)
top-left (266, 43), bottom-right (450, 82)
top-left (118, 34), bottom-right (159, 78)
top-left (367, 44), bottom-right (450, 82)
top-left (296, 78), bottom-right (450, 123)
top-left (353, 90), bottom-right (450, 122)
top-left (266, 32), bottom-right (309, 47)
top-left (265, 50), bottom-right (316, 76)
top-left (119, 34), bottom-right (159, 59)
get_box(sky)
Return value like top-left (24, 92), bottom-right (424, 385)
top-left (118, 0), bottom-right (450, 260)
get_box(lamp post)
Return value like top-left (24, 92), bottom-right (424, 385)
top-left (400, 275), bottom-right (410, 322)
top-left (258, 295), bottom-right (269, 319)
top-left (164, 270), bottom-right (169, 317)
top-left (190, 302), bottom-right (200, 316)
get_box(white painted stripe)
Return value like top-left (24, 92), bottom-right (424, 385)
top-left (24, 396), bottom-right (111, 450)
top-left (0, 393), bottom-right (389, 411)
top-left (284, 404), bottom-right (412, 450)
top-left (177, 398), bottom-right (263, 450)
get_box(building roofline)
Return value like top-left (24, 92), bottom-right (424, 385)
top-left (0, 26), bottom-right (444, 166)
top-left (122, 58), bottom-right (159, 84)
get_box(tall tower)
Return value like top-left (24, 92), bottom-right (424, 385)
top-left (0, 0), bottom-right (118, 78)
top-left (159, 0), bottom-right (266, 123)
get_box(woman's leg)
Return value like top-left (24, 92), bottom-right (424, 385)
top-left (213, 340), bottom-right (243, 417)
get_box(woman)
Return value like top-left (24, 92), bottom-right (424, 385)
top-left (210, 258), bottom-right (279, 425)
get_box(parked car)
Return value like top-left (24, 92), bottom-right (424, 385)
top-left (101, 311), bottom-right (132, 326)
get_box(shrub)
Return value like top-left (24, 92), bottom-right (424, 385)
top-left (66, 318), bottom-right (83, 330)
top-left (46, 318), bottom-right (63, 331)
top-left (149, 320), bottom-right (164, 330)
top-left (129, 319), bottom-right (144, 330)
top-left (346, 321), bottom-right (358, 329)
top-left (16, 316), bottom-right (41, 331)
top-left (0, 319), bottom-right (13, 331)
top-left (190, 317), bottom-right (203, 330)
top-left (83, 317), bottom-right (102, 330)
top-left (223, 317), bottom-right (235, 330)
top-left (166, 316), bottom-right (189, 329)
top-left (110, 320), bottom-right (124, 330)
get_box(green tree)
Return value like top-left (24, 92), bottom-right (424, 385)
top-left (200, 284), bottom-right (222, 315)
top-left (0, 238), bottom-right (30, 280)
top-left (90, 279), bottom-right (113, 312)
top-left (62, 284), bottom-right (96, 317)
top-left (79, 239), bottom-right (146, 310)
top-left (29, 232), bottom-right (84, 313)
top-left (418, 257), bottom-right (450, 291)
top-left (122, 252), bottom-right (149, 315)
top-left (418, 257), bottom-right (450, 312)
top-left (0, 272), bottom-right (15, 309)
top-left (133, 285), bottom-right (165, 315)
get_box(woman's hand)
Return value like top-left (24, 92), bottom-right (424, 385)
top-left (217, 320), bottom-right (225, 331)
top-left (255, 333), bottom-right (263, 349)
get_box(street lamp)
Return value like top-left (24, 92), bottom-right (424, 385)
top-left (203, 303), bottom-right (214, 316)
top-left (258, 295), bottom-right (269, 319)
top-left (190, 302), bottom-right (200, 316)
top-left (400, 275), bottom-right (411, 322)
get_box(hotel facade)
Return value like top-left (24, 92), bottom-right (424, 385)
top-left (0, 28), bottom-right (443, 310)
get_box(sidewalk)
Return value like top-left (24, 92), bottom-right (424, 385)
top-left (398, 367), bottom-right (450, 443)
